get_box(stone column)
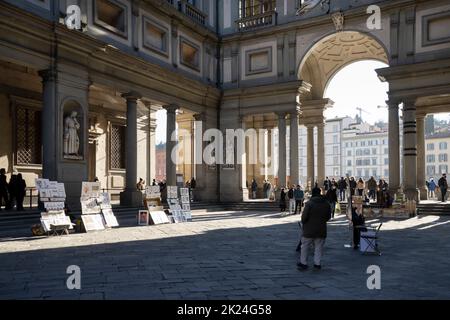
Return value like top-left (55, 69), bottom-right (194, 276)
top-left (193, 113), bottom-right (206, 196)
top-left (289, 111), bottom-right (299, 186)
top-left (39, 69), bottom-right (57, 181)
top-left (277, 112), bottom-right (287, 188)
top-left (416, 114), bottom-right (428, 200)
top-left (317, 122), bottom-right (325, 186)
top-left (164, 104), bottom-right (179, 186)
top-left (120, 91), bottom-right (143, 206)
top-left (306, 124), bottom-right (315, 190)
top-left (402, 98), bottom-right (419, 201)
top-left (388, 100), bottom-right (401, 193)
top-left (240, 116), bottom-right (249, 200)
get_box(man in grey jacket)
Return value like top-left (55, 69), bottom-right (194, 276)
top-left (297, 187), bottom-right (331, 270)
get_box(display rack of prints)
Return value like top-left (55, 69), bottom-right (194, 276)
top-left (35, 179), bottom-right (73, 235)
top-left (180, 188), bottom-right (192, 221)
top-left (79, 182), bottom-right (118, 231)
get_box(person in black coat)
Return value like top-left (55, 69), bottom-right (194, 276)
top-left (325, 186), bottom-right (338, 218)
top-left (15, 174), bottom-right (26, 211)
top-left (0, 168), bottom-right (9, 210)
top-left (338, 177), bottom-right (347, 202)
top-left (438, 174), bottom-right (448, 203)
top-left (297, 188), bottom-right (331, 270)
top-left (351, 204), bottom-right (366, 250)
top-left (279, 188), bottom-right (287, 212)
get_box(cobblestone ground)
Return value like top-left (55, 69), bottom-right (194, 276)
top-left (0, 210), bottom-right (449, 300)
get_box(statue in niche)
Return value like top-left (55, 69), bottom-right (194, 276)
top-left (64, 111), bottom-right (81, 158)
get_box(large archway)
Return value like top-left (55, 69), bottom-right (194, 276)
top-left (296, 30), bottom-right (390, 188)
top-left (298, 31), bottom-right (389, 99)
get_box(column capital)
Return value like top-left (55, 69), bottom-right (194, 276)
top-left (386, 99), bottom-right (400, 110)
top-left (163, 104), bottom-right (179, 114)
top-left (275, 112), bottom-right (287, 120)
top-left (38, 69), bottom-right (57, 82)
top-left (193, 112), bottom-right (206, 122)
top-left (121, 91), bottom-right (142, 102)
top-left (402, 97), bottom-right (417, 108)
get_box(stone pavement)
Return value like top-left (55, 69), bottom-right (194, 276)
top-left (0, 209), bottom-right (450, 300)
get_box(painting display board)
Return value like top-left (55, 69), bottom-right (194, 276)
top-left (80, 183), bottom-right (119, 231)
top-left (180, 188), bottom-right (192, 221)
top-left (149, 210), bottom-right (171, 225)
top-left (167, 186), bottom-right (191, 223)
top-left (36, 179), bottom-right (73, 234)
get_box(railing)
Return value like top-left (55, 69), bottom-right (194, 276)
top-left (178, 0), bottom-right (207, 26)
top-left (236, 10), bottom-right (277, 31)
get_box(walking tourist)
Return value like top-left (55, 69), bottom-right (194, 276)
top-left (338, 177), bottom-right (347, 201)
top-left (428, 177), bottom-right (436, 199)
top-left (297, 187), bottom-right (331, 270)
top-left (294, 185), bottom-right (304, 215)
top-left (438, 174), bottom-right (448, 203)
top-left (0, 168), bottom-right (10, 210)
top-left (325, 186), bottom-right (338, 219)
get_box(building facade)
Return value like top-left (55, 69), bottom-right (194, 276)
top-left (425, 132), bottom-right (450, 179)
top-left (1, 0), bottom-right (450, 207)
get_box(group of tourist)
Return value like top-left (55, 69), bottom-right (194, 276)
top-left (279, 185), bottom-right (306, 215)
top-left (426, 174), bottom-right (448, 202)
top-left (324, 176), bottom-right (391, 207)
top-left (0, 168), bottom-right (27, 211)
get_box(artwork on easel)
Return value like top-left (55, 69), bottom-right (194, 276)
top-left (81, 197), bottom-right (101, 215)
top-left (81, 214), bottom-right (106, 232)
top-left (102, 208), bottom-right (119, 228)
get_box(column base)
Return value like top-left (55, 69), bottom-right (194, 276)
top-left (242, 188), bottom-right (249, 201)
top-left (419, 186), bottom-right (428, 201)
top-left (120, 190), bottom-right (143, 207)
top-left (404, 188), bottom-right (420, 202)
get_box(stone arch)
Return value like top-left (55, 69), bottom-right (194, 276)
top-left (298, 30), bottom-right (389, 100)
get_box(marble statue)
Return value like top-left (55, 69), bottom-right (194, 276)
top-left (64, 111), bottom-right (80, 156)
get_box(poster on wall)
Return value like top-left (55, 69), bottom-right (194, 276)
top-left (35, 179), bottom-right (50, 192)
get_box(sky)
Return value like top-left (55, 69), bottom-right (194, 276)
top-left (155, 60), bottom-right (450, 143)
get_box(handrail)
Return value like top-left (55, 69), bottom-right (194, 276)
top-left (178, 0), bottom-right (207, 26)
top-left (236, 10), bottom-right (277, 31)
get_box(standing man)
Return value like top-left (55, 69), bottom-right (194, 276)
top-left (0, 169), bottom-right (10, 210)
top-left (294, 185), bottom-right (305, 215)
top-left (288, 185), bottom-right (295, 215)
top-left (428, 177), bottom-right (437, 199)
top-left (349, 177), bottom-right (357, 197)
top-left (325, 185), bottom-right (338, 219)
top-left (338, 177), bottom-right (347, 202)
top-left (367, 176), bottom-right (377, 202)
top-left (251, 179), bottom-right (258, 199)
top-left (297, 187), bottom-right (331, 270)
top-left (323, 177), bottom-right (331, 192)
top-left (438, 174), bottom-right (448, 203)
